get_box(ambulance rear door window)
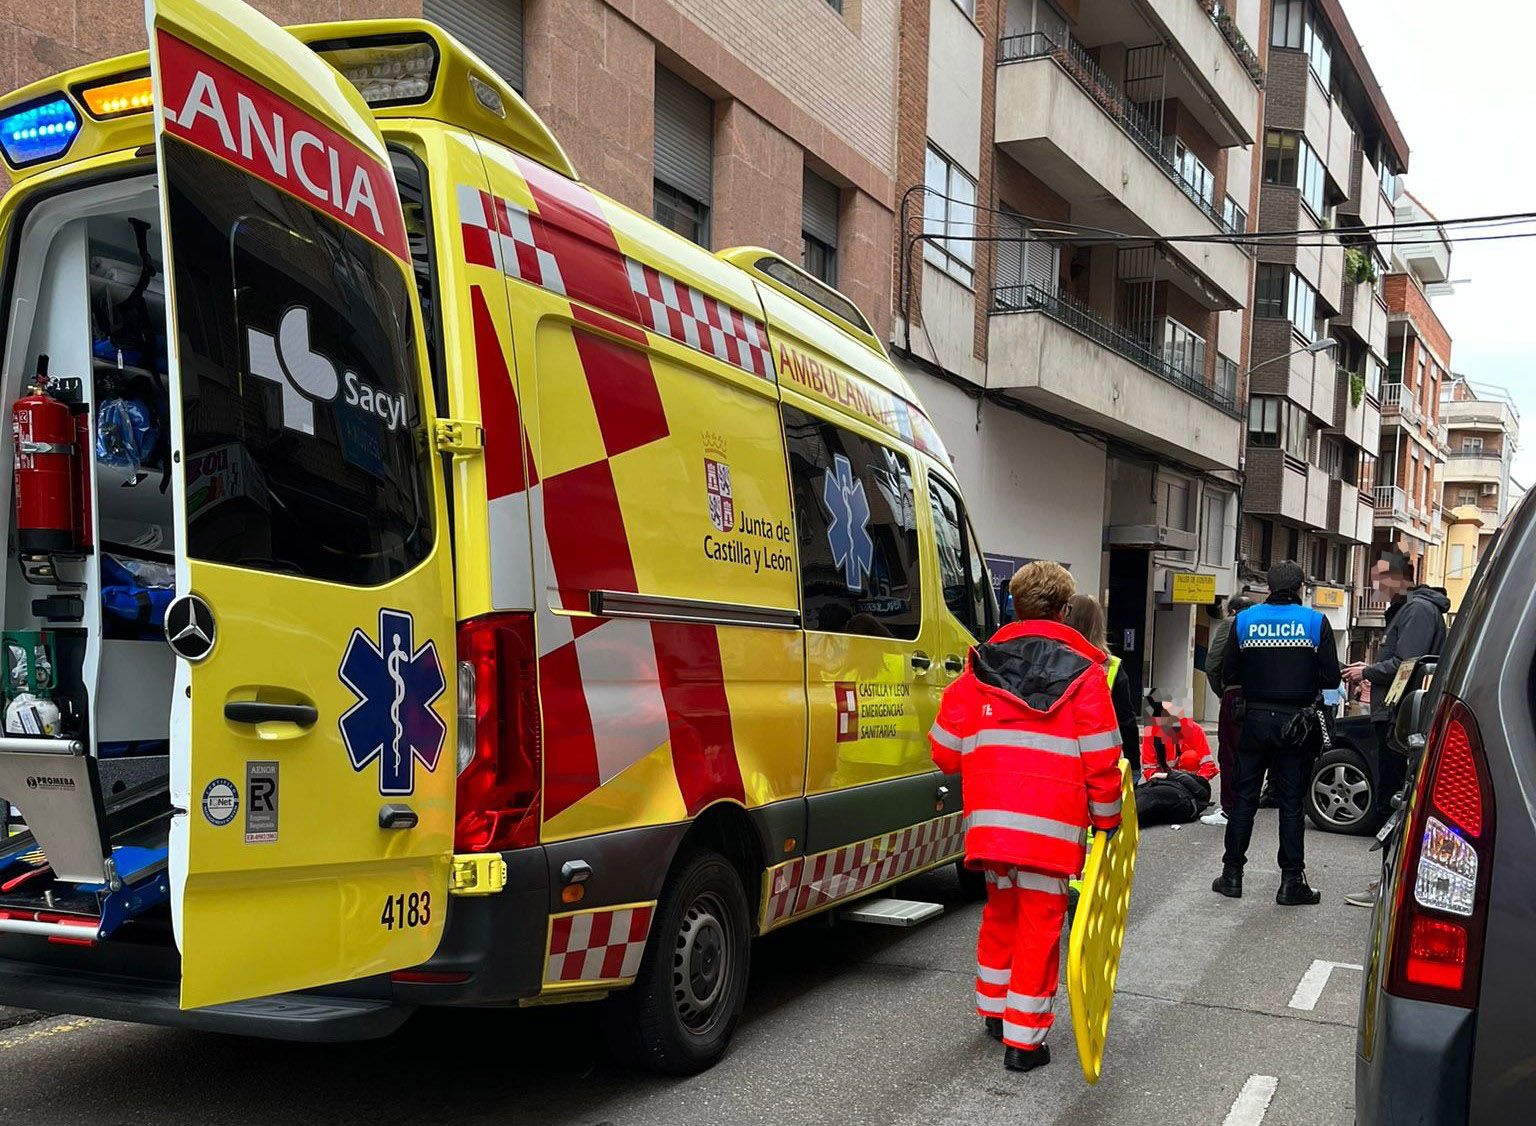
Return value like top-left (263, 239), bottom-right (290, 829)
top-left (928, 473), bottom-right (996, 639)
top-left (783, 405), bottom-right (920, 639)
top-left (163, 140), bottom-right (434, 587)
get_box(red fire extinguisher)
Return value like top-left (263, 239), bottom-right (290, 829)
top-left (13, 360), bottom-right (78, 557)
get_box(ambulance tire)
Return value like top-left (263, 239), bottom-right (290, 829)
top-left (955, 860), bottom-right (987, 900)
top-left (604, 849), bottom-right (752, 1075)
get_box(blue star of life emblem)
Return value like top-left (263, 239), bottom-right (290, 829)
top-left (339, 609), bottom-right (447, 796)
top-left (822, 453), bottom-right (874, 590)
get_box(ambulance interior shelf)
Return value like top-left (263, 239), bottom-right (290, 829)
top-left (0, 192), bottom-right (176, 943)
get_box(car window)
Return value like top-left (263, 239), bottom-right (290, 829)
top-left (164, 138), bottom-right (434, 587)
top-left (783, 405), bottom-right (921, 639)
top-left (928, 473), bottom-right (996, 639)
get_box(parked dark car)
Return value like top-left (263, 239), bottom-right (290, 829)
top-left (1307, 713), bottom-right (1386, 835)
top-left (1355, 490), bottom-right (1530, 1125)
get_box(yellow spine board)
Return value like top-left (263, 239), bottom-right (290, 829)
top-left (1066, 760), bottom-right (1139, 1085)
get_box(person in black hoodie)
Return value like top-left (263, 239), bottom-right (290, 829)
top-left (1341, 548), bottom-right (1449, 906)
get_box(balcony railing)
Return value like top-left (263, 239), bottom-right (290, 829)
top-left (996, 32), bottom-right (1240, 236)
top-left (1374, 484), bottom-right (1408, 516)
top-left (990, 283), bottom-right (1241, 416)
top-left (1204, 1), bottom-right (1265, 87)
top-left (1380, 382), bottom-right (1423, 427)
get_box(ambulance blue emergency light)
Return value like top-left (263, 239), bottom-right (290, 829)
top-left (0, 95), bottom-right (80, 168)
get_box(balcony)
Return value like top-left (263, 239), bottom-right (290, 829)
top-left (988, 283), bottom-right (1243, 470)
top-left (1374, 484), bottom-right (1408, 518)
top-left (994, 37), bottom-right (1250, 305)
top-left (1327, 479), bottom-right (1368, 544)
top-left (1441, 398), bottom-right (1519, 435)
top-left (1339, 280), bottom-right (1388, 361)
top-left (1444, 451), bottom-right (1504, 483)
top-left (1339, 147), bottom-right (1392, 231)
top-left (1380, 382), bottom-right (1423, 428)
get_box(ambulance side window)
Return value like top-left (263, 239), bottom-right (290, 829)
top-left (163, 140), bottom-right (433, 586)
top-left (783, 406), bottom-right (921, 640)
top-left (928, 474), bottom-right (996, 640)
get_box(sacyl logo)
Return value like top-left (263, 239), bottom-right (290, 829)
top-left (247, 306), bottom-right (406, 436)
top-left (26, 775), bottom-right (74, 791)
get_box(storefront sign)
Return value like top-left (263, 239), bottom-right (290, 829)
top-left (1312, 586), bottom-right (1347, 609)
top-left (1170, 573), bottom-right (1216, 604)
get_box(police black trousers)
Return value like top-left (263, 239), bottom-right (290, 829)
top-left (1222, 708), bottom-right (1311, 873)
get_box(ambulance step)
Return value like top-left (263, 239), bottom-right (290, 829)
top-left (838, 898), bottom-right (943, 927)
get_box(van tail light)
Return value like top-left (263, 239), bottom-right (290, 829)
top-left (1385, 696), bottom-right (1494, 1007)
top-left (454, 613), bottom-right (541, 853)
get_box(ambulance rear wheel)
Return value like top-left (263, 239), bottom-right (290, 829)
top-left (604, 849), bottom-right (751, 1075)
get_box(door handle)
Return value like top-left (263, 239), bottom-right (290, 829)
top-left (910, 651), bottom-right (932, 672)
top-left (942, 655), bottom-right (965, 674)
top-left (379, 803), bottom-right (418, 830)
top-left (224, 701), bottom-right (318, 727)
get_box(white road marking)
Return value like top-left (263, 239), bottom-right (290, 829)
top-left (1288, 959), bottom-right (1365, 1012)
top-left (1223, 1075), bottom-right (1280, 1126)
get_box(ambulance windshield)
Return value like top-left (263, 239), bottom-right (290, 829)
top-left (162, 138), bottom-right (433, 587)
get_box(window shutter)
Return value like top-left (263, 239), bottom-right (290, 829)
top-left (425, 0), bottom-right (523, 92)
top-left (802, 169), bottom-right (839, 247)
top-left (1024, 235), bottom-right (1058, 294)
top-left (654, 69), bottom-right (713, 205)
top-left (994, 208), bottom-right (1025, 292)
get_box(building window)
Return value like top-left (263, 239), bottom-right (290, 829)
top-left (653, 68), bottom-right (713, 245)
top-left (1170, 138), bottom-right (1214, 206)
top-left (1287, 273), bottom-right (1318, 340)
top-left (1365, 357), bottom-right (1383, 399)
top-left (1201, 490), bottom-right (1230, 566)
top-left (425, 0), bottom-right (524, 91)
top-left (1462, 436), bottom-right (1484, 452)
top-left (1271, 0), bottom-right (1330, 87)
top-left (1317, 436), bottom-right (1343, 478)
top-left (1248, 395), bottom-right (1310, 461)
top-left (1222, 195), bottom-right (1247, 235)
top-left (1217, 354), bottom-right (1239, 403)
top-left (1271, 0), bottom-right (1304, 47)
top-left (1163, 319), bottom-right (1207, 381)
top-left (824, 0), bottom-right (843, 10)
top-left (1302, 11), bottom-right (1332, 87)
top-left (1255, 263), bottom-right (1286, 318)
top-left (801, 167), bottom-right (840, 286)
top-left (1263, 130), bottom-right (1324, 213)
top-left (1457, 489), bottom-right (1477, 506)
top-left (923, 144), bottom-right (977, 285)
top-left (1158, 475), bottom-right (1192, 531)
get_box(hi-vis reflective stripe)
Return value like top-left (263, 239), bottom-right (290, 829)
top-left (1007, 991), bottom-right (1055, 1014)
top-left (985, 868), bottom-right (1071, 896)
top-left (970, 809), bottom-right (1085, 842)
top-left (1079, 729), bottom-right (1123, 754)
top-left (977, 963), bottom-right (1011, 985)
top-left (1004, 1020), bottom-right (1050, 1045)
top-left (972, 730), bottom-right (1080, 757)
top-left (976, 992), bottom-right (1005, 1013)
top-left (1090, 798), bottom-right (1123, 818)
top-left (929, 722), bottom-right (965, 753)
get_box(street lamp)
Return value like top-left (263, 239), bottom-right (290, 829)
top-left (1247, 336), bottom-right (1337, 376)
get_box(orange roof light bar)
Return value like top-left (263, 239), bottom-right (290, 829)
top-left (76, 73), bottom-right (153, 120)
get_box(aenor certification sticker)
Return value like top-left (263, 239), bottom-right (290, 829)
top-left (245, 761), bottom-right (279, 844)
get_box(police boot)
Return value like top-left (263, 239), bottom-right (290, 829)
top-left (1212, 864), bottom-right (1243, 898)
top-left (984, 1017), bottom-right (1003, 1041)
top-left (1276, 871), bottom-right (1322, 906)
top-left (1004, 1044), bottom-right (1050, 1073)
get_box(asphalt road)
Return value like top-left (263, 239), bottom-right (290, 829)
top-left (0, 810), bottom-right (1382, 1125)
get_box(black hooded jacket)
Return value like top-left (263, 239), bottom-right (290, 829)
top-left (1364, 585), bottom-right (1450, 719)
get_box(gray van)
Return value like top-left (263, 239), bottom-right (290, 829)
top-left (1356, 485), bottom-right (1535, 1124)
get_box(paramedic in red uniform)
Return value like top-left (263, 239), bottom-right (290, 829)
top-left (930, 561), bottom-right (1125, 1073)
top-left (1139, 698), bottom-right (1218, 783)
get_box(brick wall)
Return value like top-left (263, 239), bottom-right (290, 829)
top-left (1262, 49), bottom-right (1307, 134)
top-left (710, 99), bottom-right (802, 260)
top-left (891, 0), bottom-right (931, 336)
top-left (1383, 272), bottom-right (1452, 366)
top-left (970, 0), bottom-right (1000, 363)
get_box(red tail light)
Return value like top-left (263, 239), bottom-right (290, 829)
top-left (454, 613), bottom-right (541, 852)
top-left (1385, 696), bottom-right (1494, 1007)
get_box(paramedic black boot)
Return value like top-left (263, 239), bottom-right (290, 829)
top-left (1276, 871), bottom-right (1322, 906)
top-left (1212, 864), bottom-right (1243, 899)
top-left (984, 1017), bottom-right (1003, 1041)
top-left (1004, 1044), bottom-right (1050, 1073)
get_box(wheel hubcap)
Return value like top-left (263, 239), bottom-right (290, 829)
top-left (673, 892), bottom-right (731, 1033)
top-left (1313, 763), bottom-right (1371, 825)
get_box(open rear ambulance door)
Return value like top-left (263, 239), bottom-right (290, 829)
top-left (147, 0), bottom-right (457, 1008)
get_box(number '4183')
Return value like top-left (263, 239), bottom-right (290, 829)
top-left (381, 891), bottom-right (431, 930)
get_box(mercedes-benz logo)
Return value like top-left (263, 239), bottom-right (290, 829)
top-left (164, 594), bottom-right (217, 661)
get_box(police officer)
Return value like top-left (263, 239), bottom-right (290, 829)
top-left (1212, 561), bottom-right (1341, 905)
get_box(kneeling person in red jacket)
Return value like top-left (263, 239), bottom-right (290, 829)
top-left (1140, 696), bottom-right (1218, 783)
top-left (930, 561), bottom-right (1124, 1074)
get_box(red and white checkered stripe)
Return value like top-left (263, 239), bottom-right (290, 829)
top-left (544, 903), bottom-right (656, 984)
top-left (625, 259), bottom-right (774, 380)
top-left (458, 184), bottom-right (567, 295)
top-left (764, 813), bottom-right (965, 928)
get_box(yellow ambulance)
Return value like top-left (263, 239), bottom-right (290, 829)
top-left (0, 0), bottom-right (997, 1072)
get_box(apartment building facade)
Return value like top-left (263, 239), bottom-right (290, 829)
top-left (890, 0), bottom-right (1267, 711)
top-left (1239, 0), bottom-right (1405, 661)
top-left (1438, 377), bottom-right (1520, 612)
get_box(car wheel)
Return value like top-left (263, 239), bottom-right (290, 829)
top-left (602, 849), bottom-right (752, 1075)
top-left (1306, 748), bottom-right (1381, 835)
